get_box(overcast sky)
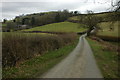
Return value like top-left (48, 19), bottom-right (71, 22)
top-left (0, 0), bottom-right (118, 22)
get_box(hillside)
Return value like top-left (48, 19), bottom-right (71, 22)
top-left (22, 21), bottom-right (87, 32)
top-left (97, 21), bottom-right (119, 37)
top-left (2, 10), bottom-right (76, 32)
top-left (67, 12), bottom-right (119, 38)
top-left (67, 12), bottom-right (120, 23)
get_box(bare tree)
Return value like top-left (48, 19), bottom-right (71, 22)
top-left (81, 0), bottom-right (119, 35)
top-left (111, 0), bottom-right (120, 12)
top-left (79, 10), bottom-right (101, 36)
top-left (84, 0), bottom-right (120, 12)
top-left (108, 0), bottom-right (120, 31)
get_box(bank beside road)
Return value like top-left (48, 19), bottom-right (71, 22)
top-left (87, 37), bottom-right (119, 78)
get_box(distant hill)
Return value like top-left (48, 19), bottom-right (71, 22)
top-left (3, 11), bottom-right (120, 32)
top-left (67, 12), bottom-right (120, 23)
top-left (2, 10), bottom-right (79, 32)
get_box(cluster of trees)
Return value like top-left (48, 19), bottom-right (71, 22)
top-left (78, 11), bottom-right (102, 36)
top-left (77, 0), bottom-right (120, 36)
top-left (78, 10), bottom-right (119, 36)
top-left (3, 10), bottom-right (80, 32)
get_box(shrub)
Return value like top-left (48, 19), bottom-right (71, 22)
top-left (2, 32), bottom-right (77, 67)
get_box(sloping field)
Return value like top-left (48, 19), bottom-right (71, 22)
top-left (97, 21), bottom-right (119, 37)
top-left (23, 22), bottom-right (87, 32)
top-left (68, 16), bottom-right (79, 21)
top-left (67, 12), bottom-right (120, 23)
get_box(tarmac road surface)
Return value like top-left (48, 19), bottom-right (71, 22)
top-left (39, 34), bottom-right (103, 78)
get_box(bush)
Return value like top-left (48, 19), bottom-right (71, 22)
top-left (2, 32), bottom-right (77, 67)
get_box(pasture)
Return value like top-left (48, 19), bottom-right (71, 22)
top-left (23, 22), bottom-right (87, 32)
top-left (68, 16), bottom-right (79, 21)
top-left (2, 24), bottom-right (7, 27)
top-left (97, 21), bottom-right (119, 37)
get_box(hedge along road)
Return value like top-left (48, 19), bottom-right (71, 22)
top-left (39, 34), bottom-right (103, 78)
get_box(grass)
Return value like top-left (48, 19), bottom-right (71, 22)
top-left (87, 38), bottom-right (119, 78)
top-left (67, 12), bottom-right (119, 22)
top-left (97, 21), bottom-right (119, 37)
top-left (3, 32), bottom-right (55, 36)
top-left (68, 16), bottom-right (79, 21)
top-left (109, 41), bottom-right (120, 46)
top-left (2, 23), bottom-right (7, 27)
top-left (3, 36), bottom-right (79, 78)
top-left (23, 22), bottom-right (87, 32)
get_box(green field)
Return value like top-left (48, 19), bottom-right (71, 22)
top-left (23, 22), bottom-right (87, 32)
top-left (67, 12), bottom-right (117, 22)
top-left (68, 16), bottom-right (79, 21)
top-left (97, 21), bottom-right (119, 37)
top-left (2, 23), bottom-right (7, 27)
top-left (2, 32), bottom-right (55, 36)
top-left (87, 38), bottom-right (119, 78)
top-left (68, 14), bottom-right (119, 37)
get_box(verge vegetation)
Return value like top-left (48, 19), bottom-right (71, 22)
top-left (2, 33), bottom-right (79, 78)
top-left (87, 37), bottom-right (119, 78)
top-left (2, 32), bottom-right (77, 68)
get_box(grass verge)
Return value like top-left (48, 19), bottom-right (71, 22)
top-left (3, 32), bottom-right (76, 67)
top-left (87, 38), bottom-right (119, 78)
top-left (3, 36), bottom-right (79, 78)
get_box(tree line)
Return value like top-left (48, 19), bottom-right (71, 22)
top-left (2, 10), bottom-right (80, 32)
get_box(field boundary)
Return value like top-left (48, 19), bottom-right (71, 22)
top-left (96, 35), bottom-right (120, 42)
top-left (21, 31), bottom-right (68, 34)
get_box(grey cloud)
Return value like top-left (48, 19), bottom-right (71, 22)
top-left (2, 1), bottom-right (83, 20)
top-left (2, 2), bottom-right (82, 12)
top-left (2, 2), bottom-right (49, 12)
top-left (1, 0), bottom-right (113, 20)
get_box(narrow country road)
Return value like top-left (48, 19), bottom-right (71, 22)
top-left (39, 34), bottom-right (103, 78)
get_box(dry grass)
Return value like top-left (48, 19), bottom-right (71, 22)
top-left (2, 32), bottom-right (77, 67)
